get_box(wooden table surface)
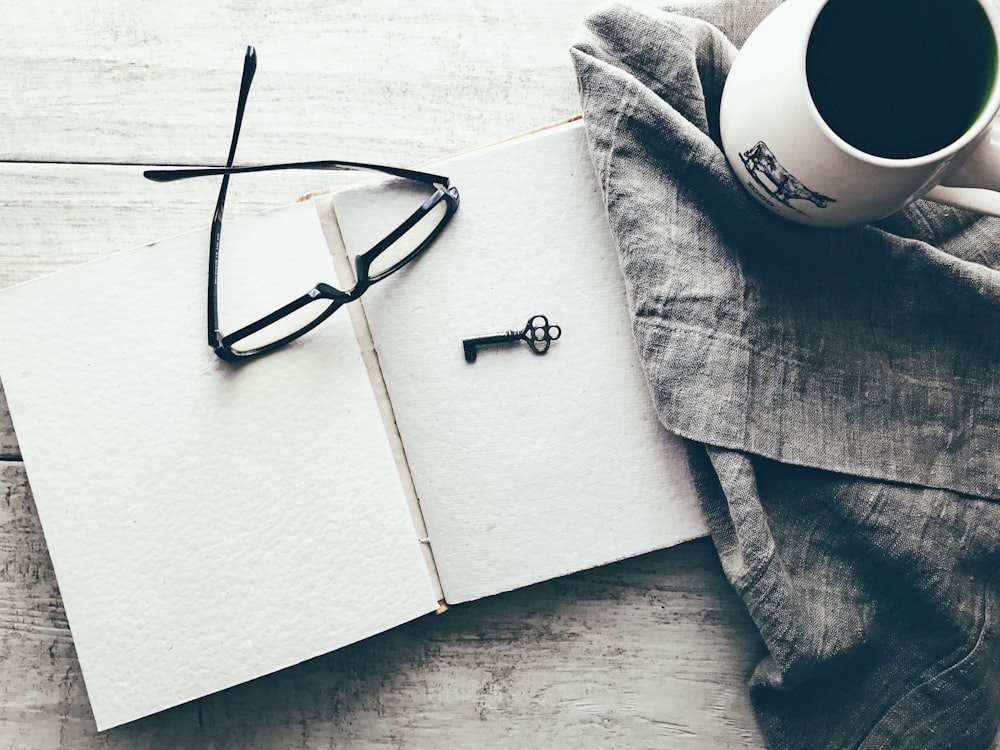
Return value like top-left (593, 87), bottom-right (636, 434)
top-left (0, 1), bottom-right (772, 747)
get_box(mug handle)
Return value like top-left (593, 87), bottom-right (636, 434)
top-left (924, 121), bottom-right (1000, 215)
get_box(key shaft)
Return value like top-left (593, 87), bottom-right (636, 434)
top-left (462, 330), bottom-right (522, 362)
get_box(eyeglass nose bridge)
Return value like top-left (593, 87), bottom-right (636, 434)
top-left (311, 282), bottom-right (352, 301)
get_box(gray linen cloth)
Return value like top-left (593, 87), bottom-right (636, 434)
top-left (571, 2), bottom-right (1000, 748)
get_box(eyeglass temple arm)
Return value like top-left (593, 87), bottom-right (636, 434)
top-left (208, 44), bottom-right (257, 348)
top-left (145, 160), bottom-right (451, 190)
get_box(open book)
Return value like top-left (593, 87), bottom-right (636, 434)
top-left (0, 120), bottom-right (707, 730)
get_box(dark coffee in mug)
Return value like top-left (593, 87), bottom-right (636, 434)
top-left (806, 0), bottom-right (998, 159)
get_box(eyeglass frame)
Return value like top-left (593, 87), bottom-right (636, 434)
top-left (144, 45), bottom-right (460, 361)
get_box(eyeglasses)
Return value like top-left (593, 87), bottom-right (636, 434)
top-left (144, 46), bottom-right (460, 361)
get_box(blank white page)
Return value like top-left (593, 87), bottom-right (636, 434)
top-left (0, 201), bottom-right (438, 730)
top-left (333, 122), bottom-right (708, 605)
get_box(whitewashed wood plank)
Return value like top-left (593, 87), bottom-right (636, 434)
top-left (0, 389), bottom-right (15, 457)
top-left (0, 0), bottom-right (783, 168)
top-left (0, 461), bottom-right (766, 748)
top-left (0, 0), bottom-right (632, 166)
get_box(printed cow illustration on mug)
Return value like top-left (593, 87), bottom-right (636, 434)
top-left (739, 141), bottom-right (836, 213)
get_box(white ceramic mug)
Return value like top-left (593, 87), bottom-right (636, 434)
top-left (719, 0), bottom-right (1000, 227)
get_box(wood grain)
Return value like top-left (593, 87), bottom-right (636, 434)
top-left (0, 0), bottom-right (610, 166)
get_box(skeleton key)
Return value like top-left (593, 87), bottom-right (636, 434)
top-left (463, 314), bottom-right (561, 363)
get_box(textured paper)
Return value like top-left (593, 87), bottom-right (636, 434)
top-left (0, 202), bottom-right (438, 729)
top-left (333, 122), bottom-right (709, 604)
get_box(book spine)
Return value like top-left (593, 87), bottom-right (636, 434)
top-left (315, 195), bottom-right (447, 608)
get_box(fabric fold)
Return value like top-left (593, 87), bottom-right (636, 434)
top-left (572, 3), bottom-right (1000, 747)
top-left (572, 2), bottom-right (1000, 501)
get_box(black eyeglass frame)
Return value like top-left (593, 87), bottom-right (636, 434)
top-left (144, 45), bottom-right (460, 361)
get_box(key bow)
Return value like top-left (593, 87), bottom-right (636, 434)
top-left (522, 314), bottom-right (561, 355)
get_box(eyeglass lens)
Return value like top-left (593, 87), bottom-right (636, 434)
top-left (366, 196), bottom-right (453, 279)
top-left (228, 298), bottom-right (343, 356)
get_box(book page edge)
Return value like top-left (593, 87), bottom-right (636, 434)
top-left (313, 195), bottom-right (448, 611)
